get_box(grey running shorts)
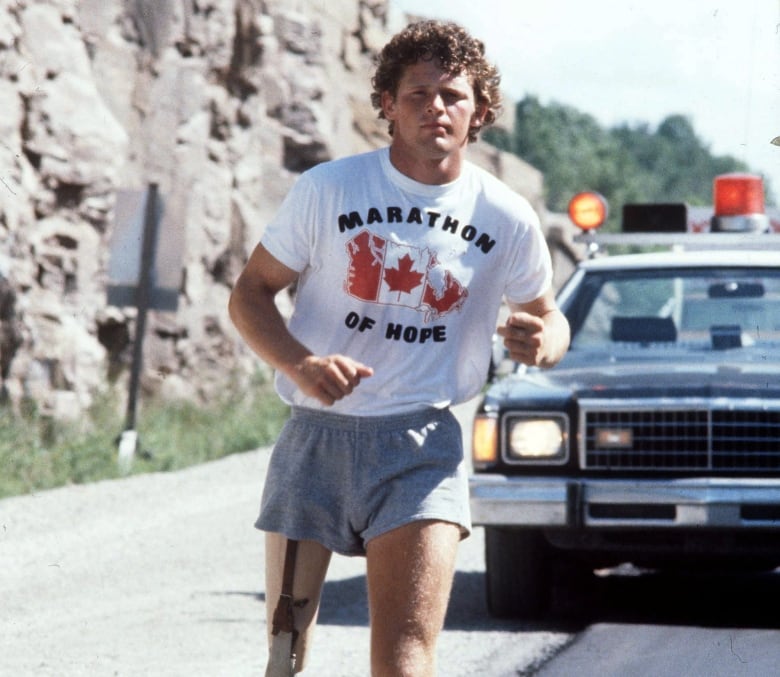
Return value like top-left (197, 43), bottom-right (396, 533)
top-left (255, 406), bottom-right (471, 556)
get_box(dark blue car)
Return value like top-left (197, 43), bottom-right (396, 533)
top-left (470, 175), bottom-right (780, 619)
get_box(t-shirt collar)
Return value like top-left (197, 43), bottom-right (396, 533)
top-left (379, 147), bottom-right (467, 197)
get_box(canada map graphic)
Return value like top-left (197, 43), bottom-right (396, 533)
top-left (345, 230), bottom-right (468, 321)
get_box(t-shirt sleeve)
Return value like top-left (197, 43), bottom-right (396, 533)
top-left (259, 173), bottom-right (318, 273)
top-left (503, 213), bottom-right (554, 305)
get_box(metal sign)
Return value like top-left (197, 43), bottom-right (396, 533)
top-left (107, 186), bottom-right (182, 311)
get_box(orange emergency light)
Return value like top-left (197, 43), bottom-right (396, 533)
top-left (472, 415), bottom-right (499, 467)
top-left (568, 191), bottom-right (609, 231)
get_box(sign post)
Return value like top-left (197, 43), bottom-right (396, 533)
top-left (108, 184), bottom-right (182, 470)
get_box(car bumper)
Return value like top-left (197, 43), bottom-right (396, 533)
top-left (469, 475), bottom-right (780, 528)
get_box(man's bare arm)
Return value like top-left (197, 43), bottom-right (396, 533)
top-left (228, 244), bottom-right (373, 405)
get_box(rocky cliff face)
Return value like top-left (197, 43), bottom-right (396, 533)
top-left (0, 0), bottom-right (548, 419)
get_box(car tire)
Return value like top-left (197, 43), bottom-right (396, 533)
top-left (484, 527), bottom-right (551, 620)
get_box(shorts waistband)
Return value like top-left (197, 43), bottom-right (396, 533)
top-left (288, 406), bottom-right (453, 433)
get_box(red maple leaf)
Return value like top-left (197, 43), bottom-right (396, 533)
top-left (384, 253), bottom-right (424, 296)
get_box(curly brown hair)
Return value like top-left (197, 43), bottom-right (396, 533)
top-left (371, 20), bottom-right (502, 143)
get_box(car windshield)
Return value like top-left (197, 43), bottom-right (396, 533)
top-left (564, 267), bottom-right (780, 352)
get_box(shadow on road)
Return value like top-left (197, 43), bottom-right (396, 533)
top-left (318, 575), bottom-right (370, 626)
top-left (549, 567), bottom-right (780, 630)
top-left (215, 567), bottom-right (780, 633)
top-left (313, 571), bottom-right (530, 632)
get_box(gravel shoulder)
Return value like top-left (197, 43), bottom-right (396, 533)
top-left (0, 400), bottom-right (570, 676)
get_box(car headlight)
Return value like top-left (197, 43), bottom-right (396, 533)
top-left (504, 415), bottom-right (568, 464)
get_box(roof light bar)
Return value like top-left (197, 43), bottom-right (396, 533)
top-left (569, 173), bottom-right (779, 255)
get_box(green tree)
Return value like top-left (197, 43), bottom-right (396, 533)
top-left (510, 96), bottom-right (617, 212)
top-left (494, 96), bottom-right (758, 230)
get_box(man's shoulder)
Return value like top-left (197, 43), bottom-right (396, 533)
top-left (465, 160), bottom-right (537, 220)
top-left (305, 148), bottom-right (384, 181)
top-left (465, 159), bottom-right (516, 191)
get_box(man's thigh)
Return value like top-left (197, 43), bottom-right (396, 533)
top-left (365, 520), bottom-right (461, 672)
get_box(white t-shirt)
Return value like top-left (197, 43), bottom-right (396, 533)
top-left (261, 147), bottom-right (552, 415)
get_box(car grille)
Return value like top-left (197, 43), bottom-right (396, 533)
top-left (581, 402), bottom-right (780, 471)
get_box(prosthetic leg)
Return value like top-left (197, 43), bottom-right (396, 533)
top-left (265, 535), bottom-right (331, 676)
top-left (266, 539), bottom-right (304, 676)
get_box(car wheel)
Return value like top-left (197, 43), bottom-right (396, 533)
top-left (484, 527), bottom-right (552, 620)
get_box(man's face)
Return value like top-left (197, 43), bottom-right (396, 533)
top-left (381, 59), bottom-right (484, 163)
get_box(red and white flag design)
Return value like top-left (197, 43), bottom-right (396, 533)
top-left (345, 231), bottom-right (468, 320)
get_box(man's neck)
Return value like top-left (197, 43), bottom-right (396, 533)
top-left (388, 145), bottom-right (465, 185)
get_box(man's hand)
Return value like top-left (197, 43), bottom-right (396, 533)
top-left (496, 312), bottom-right (548, 367)
top-left (292, 355), bottom-right (374, 406)
top-left (499, 290), bottom-right (570, 369)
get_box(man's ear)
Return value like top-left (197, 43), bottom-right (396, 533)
top-left (381, 90), bottom-right (397, 120)
top-left (472, 101), bottom-right (488, 127)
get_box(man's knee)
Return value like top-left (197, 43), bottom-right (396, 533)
top-left (371, 631), bottom-right (438, 677)
top-left (366, 521), bottom-right (460, 677)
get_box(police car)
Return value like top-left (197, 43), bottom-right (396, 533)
top-left (470, 174), bottom-right (780, 619)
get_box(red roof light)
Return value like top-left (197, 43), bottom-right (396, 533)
top-left (713, 173), bottom-right (765, 217)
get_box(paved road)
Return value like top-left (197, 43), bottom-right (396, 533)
top-left (533, 564), bottom-right (780, 677)
top-left (0, 400), bottom-right (571, 676)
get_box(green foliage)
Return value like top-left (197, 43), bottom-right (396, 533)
top-left (485, 95), bottom-right (763, 230)
top-left (0, 379), bottom-right (289, 499)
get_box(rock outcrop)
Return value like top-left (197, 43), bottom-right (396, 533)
top-left (0, 0), bottom-right (550, 419)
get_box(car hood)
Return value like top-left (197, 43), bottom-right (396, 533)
top-left (487, 350), bottom-right (780, 404)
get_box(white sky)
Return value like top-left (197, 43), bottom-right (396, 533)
top-left (390, 0), bottom-right (780, 205)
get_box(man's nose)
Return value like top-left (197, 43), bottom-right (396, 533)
top-left (426, 94), bottom-right (444, 112)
